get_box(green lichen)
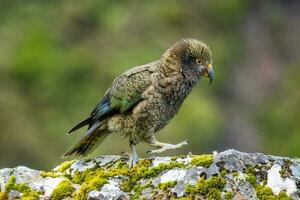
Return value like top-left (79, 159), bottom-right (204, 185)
top-left (191, 154), bottom-right (213, 168)
top-left (58, 160), bottom-right (76, 173)
top-left (2, 176), bottom-right (39, 200)
top-left (50, 180), bottom-right (74, 200)
top-left (186, 175), bottom-right (226, 199)
top-left (158, 181), bottom-right (177, 190)
top-left (224, 191), bottom-right (234, 200)
top-left (40, 171), bottom-right (60, 178)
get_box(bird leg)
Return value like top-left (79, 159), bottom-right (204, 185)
top-left (128, 142), bottom-right (139, 168)
top-left (146, 136), bottom-right (190, 154)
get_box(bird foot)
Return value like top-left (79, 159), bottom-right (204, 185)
top-left (128, 151), bottom-right (139, 168)
top-left (146, 140), bottom-right (190, 154)
top-left (128, 153), bottom-right (139, 168)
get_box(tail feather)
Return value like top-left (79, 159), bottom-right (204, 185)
top-left (63, 122), bottom-right (109, 158)
top-left (68, 117), bottom-right (91, 134)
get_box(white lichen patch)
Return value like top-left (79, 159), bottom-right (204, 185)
top-left (29, 177), bottom-right (65, 197)
top-left (160, 169), bottom-right (186, 183)
top-left (0, 166), bottom-right (41, 189)
top-left (88, 179), bottom-right (128, 200)
top-left (152, 157), bottom-right (172, 167)
top-left (267, 164), bottom-right (297, 195)
top-left (176, 155), bottom-right (192, 165)
top-left (68, 160), bottom-right (97, 175)
top-left (94, 155), bottom-right (121, 167)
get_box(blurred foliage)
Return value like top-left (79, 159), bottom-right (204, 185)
top-left (0, 0), bottom-right (299, 169)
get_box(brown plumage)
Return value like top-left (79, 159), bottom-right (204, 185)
top-left (64, 38), bottom-right (214, 167)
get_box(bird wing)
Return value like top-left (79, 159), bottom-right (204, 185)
top-left (68, 62), bottom-right (157, 133)
top-left (90, 62), bottom-right (157, 122)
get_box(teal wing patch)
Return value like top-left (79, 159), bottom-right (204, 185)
top-left (90, 64), bottom-right (155, 122)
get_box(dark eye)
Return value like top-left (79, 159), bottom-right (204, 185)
top-left (196, 59), bottom-right (203, 65)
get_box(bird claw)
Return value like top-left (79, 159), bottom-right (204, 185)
top-left (146, 140), bottom-right (190, 154)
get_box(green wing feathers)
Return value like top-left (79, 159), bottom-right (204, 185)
top-left (64, 64), bottom-right (155, 157)
top-left (91, 64), bottom-right (154, 122)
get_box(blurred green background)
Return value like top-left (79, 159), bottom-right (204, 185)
top-left (0, 0), bottom-right (300, 170)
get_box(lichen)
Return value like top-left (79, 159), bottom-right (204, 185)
top-left (190, 154), bottom-right (213, 168)
top-left (58, 160), bottom-right (76, 173)
top-left (50, 180), bottom-right (74, 200)
top-left (186, 175), bottom-right (226, 199)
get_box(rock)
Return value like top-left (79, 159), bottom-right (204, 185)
top-left (0, 149), bottom-right (299, 200)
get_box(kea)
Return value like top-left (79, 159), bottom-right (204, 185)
top-left (64, 38), bottom-right (214, 167)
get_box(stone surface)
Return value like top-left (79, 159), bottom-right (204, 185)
top-left (0, 149), bottom-right (299, 199)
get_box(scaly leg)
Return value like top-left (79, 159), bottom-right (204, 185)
top-left (146, 136), bottom-right (190, 154)
top-left (128, 142), bottom-right (139, 168)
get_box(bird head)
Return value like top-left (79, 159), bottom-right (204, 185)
top-left (163, 39), bottom-right (214, 84)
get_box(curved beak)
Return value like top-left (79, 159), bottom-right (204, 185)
top-left (203, 64), bottom-right (214, 85)
top-left (207, 67), bottom-right (214, 85)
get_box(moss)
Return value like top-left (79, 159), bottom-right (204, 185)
top-left (0, 192), bottom-right (8, 200)
top-left (277, 191), bottom-right (293, 200)
top-left (207, 188), bottom-right (222, 200)
top-left (2, 176), bottom-right (39, 200)
top-left (21, 192), bottom-right (40, 200)
top-left (58, 160), bottom-right (76, 173)
top-left (280, 159), bottom-right (292, 179)
top-left (4, 176), bottom-right (16, 192)
top-left (73, 170), bottom-right (108, 200)
top-left (50, 180), bottom-right (74, 200)
top-left (40, 171), bottom-right (60, 178)
top-left (247, 174), bottom-right (257, 187)
top-left (224, 191), bottom-right (234, 200)
top-left (121, 159), bottom-right (184, 193)
top-left (244, 165), bottom-right (258, 187)
top-left (220, 169), bottom-right (228, 178)
top-left (256, 185), bottom-right (276, 200)
top-left (158, 181), bottom-right (177, 190)
top-left (131, 182), bottom-right (151, 200)
top-left (170, 198), bottom-right (191, 200)
top-left (191, 154), bottom-right (213, 168)
top-left (186, 175), bottom-right (226, 199)
top-left (232, 171), bottom-right (239, 177)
